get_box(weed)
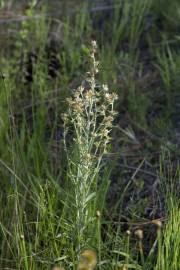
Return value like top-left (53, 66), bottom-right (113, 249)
top-left (63, 40), bottom-right (118, 255)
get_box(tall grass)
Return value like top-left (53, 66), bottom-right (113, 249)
top-left (155, 196), bottom-right (180, 270)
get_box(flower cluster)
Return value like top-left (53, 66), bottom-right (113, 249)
top-left (77, 250), bottom-right (97, 270)
top-left (64, 40), bottom-right (118, 159)
top-left (62, 40), bottom-right (118, 254)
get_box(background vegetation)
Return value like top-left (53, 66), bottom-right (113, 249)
top-left (0, 0), bottom-right (180, 269)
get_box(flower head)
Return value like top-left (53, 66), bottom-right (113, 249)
top-left (51, 266), bottom-right (65, 270)
top-left (77, 250), bottom-right (97, 270)
top-left (134, 229), bottom-right (143, 240)
top-left (152, 220), bottom-right (163, 229)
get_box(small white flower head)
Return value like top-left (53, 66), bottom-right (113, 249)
top-left (91, 40), bottom-right (97, 51)
top-left (134, 229), bottom-right (143, 240)
top-left (102, 84), bottom-right (109, 92)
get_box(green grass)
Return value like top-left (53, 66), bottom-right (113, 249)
top-left (0, 0), bottom-right (180, 269)
top-left (155, 196), bottom-right (180, 270)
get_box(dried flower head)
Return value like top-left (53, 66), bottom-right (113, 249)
top-left (77, 250), bottom-right (97, 270)
top-left (122, 267), bottom-right (128, 270)
top-left (51, 266), bottom-right (65, 270)
top-left (134, 229), bottom-right (143, 240)
top-left (151, 220), bottom-right (163, 229)
top-left (77, 263), bottom-right (90, 270)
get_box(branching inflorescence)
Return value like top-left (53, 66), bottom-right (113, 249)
top-left (62, 40), bottom-right (118, 255)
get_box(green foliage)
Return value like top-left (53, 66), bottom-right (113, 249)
top-left (111, 0), bottom-right (151, 53)
top-left (155, 197), bottom-right (180, 270)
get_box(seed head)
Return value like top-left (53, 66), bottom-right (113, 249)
top-left (152, 220), bottom-right (163, 229)
top-left (122, 267), bottom-right (128, 270)
top-left (134, 229), bottom-right (143, 240)
top-left (77, 263), bottom-right (90, 270)
top-left (102, 84), bottom-right (108, 92)
top-left (77, 250), bottom-right (97, 270)
top-left (51, 266), bottom-right (65, 270)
